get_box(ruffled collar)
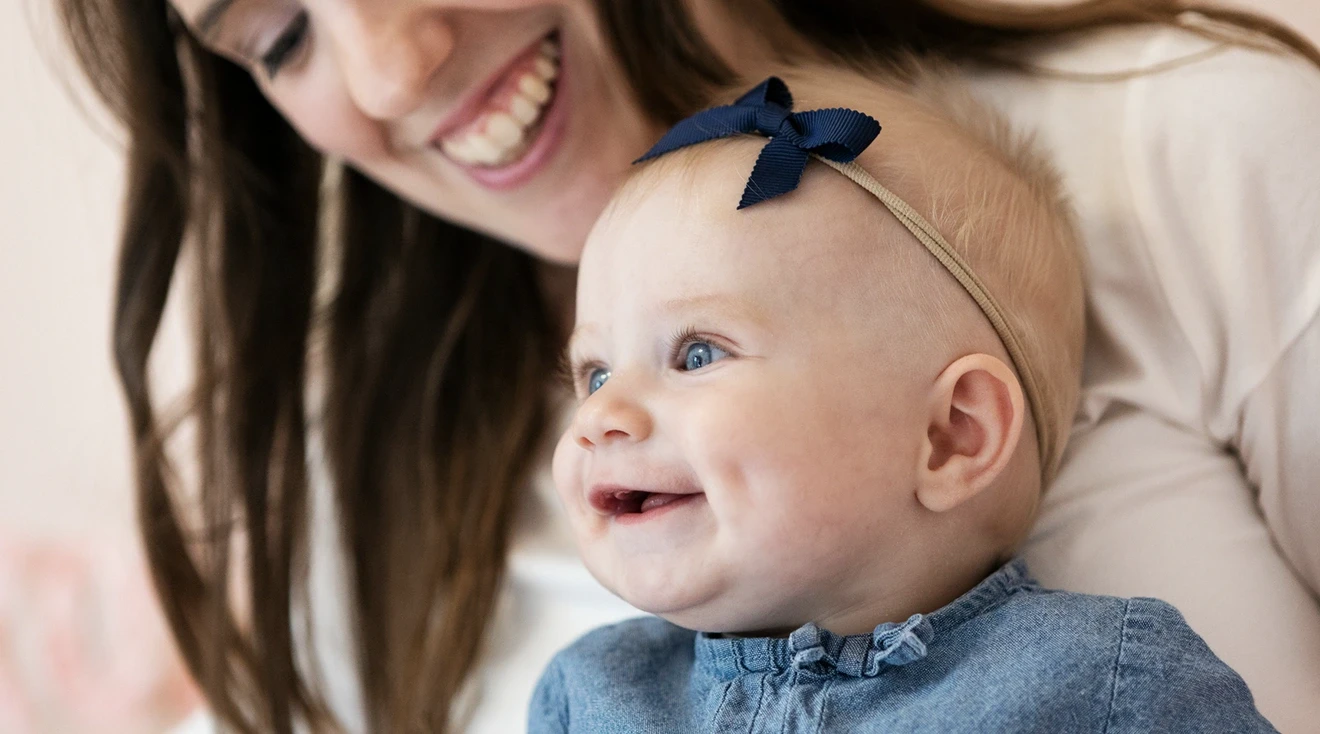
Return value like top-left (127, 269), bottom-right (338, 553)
top-left (693, 559), bottom-right (1034, 681)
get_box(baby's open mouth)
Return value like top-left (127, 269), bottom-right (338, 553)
top-left (590, 487), bottom-right (704, 517)
top-left (433, 34), bottom-right (561, 168)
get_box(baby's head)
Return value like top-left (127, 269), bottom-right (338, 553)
top-left (552, 65), bottom-right (1084, 635)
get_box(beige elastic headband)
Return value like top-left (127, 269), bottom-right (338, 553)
top-left (815, 156), bottom-right (1053, 477)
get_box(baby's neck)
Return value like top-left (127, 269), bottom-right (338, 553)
top-left (736, 554), bottom-right (1005, 639)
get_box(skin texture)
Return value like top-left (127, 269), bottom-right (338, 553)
top-left (168, 0), bottom-right (780, 264)
top-left (553, 142), bottom-right (1037, 636)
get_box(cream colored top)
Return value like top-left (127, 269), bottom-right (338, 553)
top-left (175, 22), bottom-right (1320, 734)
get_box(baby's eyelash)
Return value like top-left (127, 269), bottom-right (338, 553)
top-left (558, 328), bottom-right (733, 396)
top-left (554, 352), bottom-right (576, 391)
top-left (559, 352), bottom-right (608, 397)
top-left (666, 326), bottom-right (701, 366)
top-left (666, 326), bottom-right (734, 367)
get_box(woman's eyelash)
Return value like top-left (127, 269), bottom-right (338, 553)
top-left (261, 11), bottom-right (309, 78)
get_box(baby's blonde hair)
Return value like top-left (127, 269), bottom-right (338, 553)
top-left (780, 61), bottom-right (1087, 482)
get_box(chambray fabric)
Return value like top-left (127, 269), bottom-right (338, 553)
top-left (528, 560), bottom-right (1274, 733)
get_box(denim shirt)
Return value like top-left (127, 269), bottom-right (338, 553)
top-left (528, 560), bottom-right (1274, 733)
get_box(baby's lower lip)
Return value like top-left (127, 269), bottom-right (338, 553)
top-left (612, 493), bottom-right (704, 527)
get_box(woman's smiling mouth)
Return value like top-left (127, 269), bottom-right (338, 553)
top-left (430, 32), bottom-right (565, 187)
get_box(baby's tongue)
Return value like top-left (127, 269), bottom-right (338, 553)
top-left (639, 493), bottom-right (683, 513)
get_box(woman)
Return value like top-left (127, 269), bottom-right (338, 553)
top-left (54, 0), bottom-right (1320, 732)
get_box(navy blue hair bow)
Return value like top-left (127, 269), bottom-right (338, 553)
top-left (635, 77), bottom-right (881, 209)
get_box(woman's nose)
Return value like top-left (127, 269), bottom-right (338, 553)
top-left (332, 3), bottom-right (454, 120)
top-left (573, 385), bottom-right (653, 450)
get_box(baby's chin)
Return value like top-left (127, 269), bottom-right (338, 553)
top-left (587, 556), bottom-right (735, 630)
top-left (608, 572), bottom-right (801, 635)
top-left (655, 602), bottom-right (806, 636)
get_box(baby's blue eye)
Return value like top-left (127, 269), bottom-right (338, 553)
top-left (587, 368), bottom-right (611, 395)
top-left (682, 342), bottom-right (728, 371)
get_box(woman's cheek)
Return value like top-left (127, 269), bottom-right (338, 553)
top-left (269, 59), bottom-right (391, 160)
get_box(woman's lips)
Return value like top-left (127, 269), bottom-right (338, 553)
top-left (430, 33), bottom-right (566, 188)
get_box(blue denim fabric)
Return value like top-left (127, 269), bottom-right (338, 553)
top-left (528, 560), bottom-right (1274, 733)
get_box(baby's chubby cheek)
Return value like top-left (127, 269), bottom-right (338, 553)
top-left (550, 431), bottom-right (593, 532)
top-left (694, 389), bottom-right (901, 546)
top-left (549, 431), bottom-right (623, 588)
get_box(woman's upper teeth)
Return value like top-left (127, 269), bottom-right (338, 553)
top-left (510, 95), bottom-right (539, 125)
top-left (440, 39), bottom-right (560, 167)
top-left (519, 74), bottom-right (552, 104)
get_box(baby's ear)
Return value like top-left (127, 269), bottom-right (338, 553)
top-left (916, 354), bottom-right (1025, 513)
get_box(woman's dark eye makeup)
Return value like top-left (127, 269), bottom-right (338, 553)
top-left (260, 10), bottom-right (309, 78)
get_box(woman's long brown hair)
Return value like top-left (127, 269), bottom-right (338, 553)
top-left (53, 0), bottom-right (1317, 731)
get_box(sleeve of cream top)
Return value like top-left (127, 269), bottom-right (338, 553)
top-left (1119, 36), bottom-right (1320, 595)
top-left (1238, 311), bottom-right (1320, 594)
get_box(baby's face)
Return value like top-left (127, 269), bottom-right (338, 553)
top-left (554, 157), bottom-right (958, 633)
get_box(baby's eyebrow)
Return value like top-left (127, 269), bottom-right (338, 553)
top-left (560, 294), bottom-right (766, 366)
top-left (659, 294), bottom-right (767, 326)
top-left (562, 324), bottom-right (599, 366)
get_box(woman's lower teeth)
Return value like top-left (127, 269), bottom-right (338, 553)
top-left (441, 39), bottom-right (560, 167)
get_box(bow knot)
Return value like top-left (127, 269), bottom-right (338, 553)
top-left (752, 94), bottom-right (795, 139)
top-left (635, 77), bottom-right (880, 209)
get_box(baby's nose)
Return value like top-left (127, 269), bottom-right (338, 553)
top-left (573, 386), bottom-right (653, 449)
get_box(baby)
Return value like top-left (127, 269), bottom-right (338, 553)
top-left (531, 67), bottom-right (1272, 733)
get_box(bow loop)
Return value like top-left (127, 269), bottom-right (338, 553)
top-left (863, 614), bottom-right (934, 675)
top-left (741, 137), bottom-right (809, 208)
top-left (792, 109), bottom-right (880, 162)
top-left (635, 77), bottom-right (880, 209)
top-left (736, 75), bottom-right (794, 110)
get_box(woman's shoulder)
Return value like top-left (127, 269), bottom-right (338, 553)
top-left (966, 22), bottom-right (1320, 140)
top-left (992, 20), bottom-right (1314, 81)
top-left (966, 24), bottom-right (1320, 427)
